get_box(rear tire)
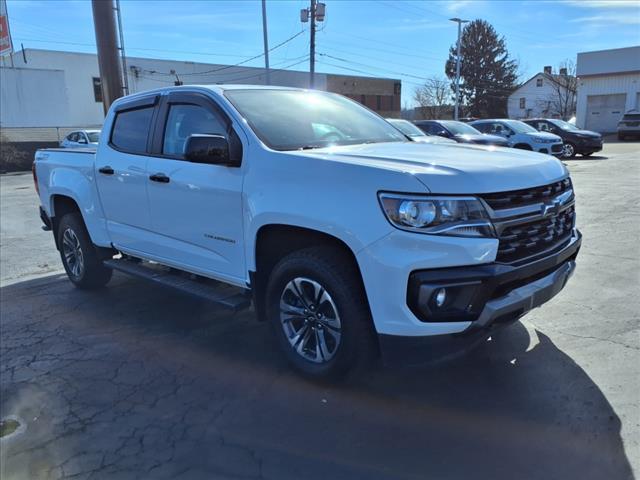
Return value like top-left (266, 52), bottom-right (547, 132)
top-left (57, 213), bottom-right (112, 289)
top-left (265, 247), bottom-right (377, 381)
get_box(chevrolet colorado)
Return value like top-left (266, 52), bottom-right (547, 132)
top-left (33, 85), bottom-right (581, 380)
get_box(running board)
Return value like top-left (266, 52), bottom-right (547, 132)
top-left (103, 258), bottom-right (251, 312)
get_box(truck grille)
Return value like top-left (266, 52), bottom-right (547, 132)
top-left (481, 178), bottom-right (572, 209)
top-left (480, 178), bottom-right (575, 264)
top-left (496, 205), bottom-right (575, 263)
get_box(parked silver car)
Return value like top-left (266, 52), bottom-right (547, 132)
top-left (60, 130), bottom-right (101, 148)
top-left (617, 111), bottom-right (640, 140)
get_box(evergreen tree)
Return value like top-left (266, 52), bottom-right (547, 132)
top-left (446, 20), bottom-right (518, 117)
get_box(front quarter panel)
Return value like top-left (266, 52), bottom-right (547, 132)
top-left (243, 146), bottom-right (428, 272)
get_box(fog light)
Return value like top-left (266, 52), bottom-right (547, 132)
top-left (435, 288), bottom-right (446, 307)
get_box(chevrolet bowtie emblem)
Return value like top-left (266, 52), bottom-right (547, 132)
top-left (541, 199), bottom-right (561, 217)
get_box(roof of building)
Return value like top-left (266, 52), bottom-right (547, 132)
top-left (577, 46), bottom-right (640, 77)
top-left (509, 71), bottom-right (575, 97)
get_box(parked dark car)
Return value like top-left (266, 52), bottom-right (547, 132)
top-left (386, 118), bottom-right (457, 144)
top-left (414, 120), bottom-right (509, 147)
top-left (523, 118), bottom-right (603, 158)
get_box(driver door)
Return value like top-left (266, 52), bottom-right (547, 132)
top-left (143, 92), bottom-right (245, 283)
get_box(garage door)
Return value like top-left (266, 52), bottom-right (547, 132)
top-left (585, 94), bottom-right (626, 133)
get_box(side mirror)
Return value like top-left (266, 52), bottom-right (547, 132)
top-left (436, 130), bottom-right (449, 138)
top-left (185, 134), bottom-right (238, 167)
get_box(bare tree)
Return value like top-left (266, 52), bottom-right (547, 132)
top-left (413, 76), bottom-right (451, 119)
top-left (543, 59), bottom-right (577, 120)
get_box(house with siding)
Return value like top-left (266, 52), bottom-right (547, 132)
top-left (508, 67), bottom-right (576, 120)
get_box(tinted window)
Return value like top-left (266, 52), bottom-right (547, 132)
top-left (416, 123), bottom-right (434, 134)
top-left (163, 104), bottom-right (226, 156)
top-left (111, 107), bottom-right (154, 154)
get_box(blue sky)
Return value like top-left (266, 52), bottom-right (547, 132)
top-left (6, 0), bottom-right (640, 106)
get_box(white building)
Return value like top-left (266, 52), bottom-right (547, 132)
top-left (576, 46), bottom-right (640, 133)
top-left (0, 48), bottom-right (400, 133)
top-left (508, 67), bottom-right (576, 120)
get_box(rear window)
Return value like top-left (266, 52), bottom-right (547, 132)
top-left (111, 107), bottom-right (154, 154)
top-left (622, 113), bottom-right (640, 121)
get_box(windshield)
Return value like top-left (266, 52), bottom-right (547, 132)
top-left (503, 120), bottom-right (538, 134)
top-left (549, 119), bottom-right (579, 131)
top-left (224, 89), bottom-right (406, 150)
top-left (87, 132), bottom-right (101, 142)
top-left (440, 121), bottom-right (481, 135)
top-left (387, 119), bottom-right (426, 137)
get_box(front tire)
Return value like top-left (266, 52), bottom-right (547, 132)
top-left (265, 247), bottom-right (377, 381)
top-left (561, 142), bottom-right (576, 158)
top-left (57, 213), bottom-right (112, 289)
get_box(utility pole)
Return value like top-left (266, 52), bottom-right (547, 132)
top-left (300, 1), bottom-right (325, 89)
top-left (309, 0), bottom-right (316, 88)
top-left (449, 17), bottom-right (468, 120)
top-left (261, 0), bottom-right (270, 85)
top-left (114, 0), bottom-right (129, 95)
top-left (92, 0), bottom-right (124, 114)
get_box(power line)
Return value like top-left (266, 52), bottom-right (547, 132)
top-left (142, 29), bottom-right (306, 77)
top-left (12, 37), bottom-right (277, 59)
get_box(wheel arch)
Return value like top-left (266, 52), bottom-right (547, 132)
top-left (50, 194), bottom-right (82, 250)
top-left (251, 224), bottom-right (369, 322)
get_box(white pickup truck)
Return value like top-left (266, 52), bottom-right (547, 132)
top-left (33, 85), bottom-right (581, 380)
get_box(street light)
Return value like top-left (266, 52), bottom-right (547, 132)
top-left (450, 17), bottom-right (469, 120)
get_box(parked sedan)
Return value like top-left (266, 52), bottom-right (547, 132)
top-left (386, 118), bottom-right (457, 144)
top-left (471, 119), bottom-right (563, 156)
top-left (523, 118), bottom-right (602, 158)
top-left (617, 111), bottom-right (640, 140)
top-left (60, 130), bottom-right (101, 148)
top-left (414, 120), bottom-right (509, 147)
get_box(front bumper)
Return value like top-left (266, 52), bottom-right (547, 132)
top-left (378, 230), bottom-right (581, 365)
top-left (576, 138), bottom-right (603, 153)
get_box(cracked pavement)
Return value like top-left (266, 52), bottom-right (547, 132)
top-left (1, 142), bottom-right (638, 479)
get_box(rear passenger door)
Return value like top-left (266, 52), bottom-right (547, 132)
top-left (143, 91), bottom-right (245, 283)
top-left (95, 94), bottom-right (158, 252)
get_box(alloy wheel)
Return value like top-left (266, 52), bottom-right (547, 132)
top-left (279, 277), bottom-right (342, 363)
top-left (62, 228), bottom-right (84, 278)
top-left (562, 143), bottom-right (575, 158)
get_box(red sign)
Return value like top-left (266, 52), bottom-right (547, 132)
top-left (0, 0), bottom-right (13, 57)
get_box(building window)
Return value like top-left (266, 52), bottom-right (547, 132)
top-left (360, 94), bottom-right (366, 105)
top-left (92, 77), bottom-right (103, 103)
top-left (376, 95), bottom-right (382, 111)
top-left (536, 78), bottom-right (543, 87)
top-left (519, 97), bottom-right (526, 109)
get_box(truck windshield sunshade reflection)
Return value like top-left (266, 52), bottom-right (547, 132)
top-left (224, 89), bottom-right (407, 151)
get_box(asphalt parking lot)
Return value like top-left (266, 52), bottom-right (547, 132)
top-left (1, 142), bottom-right (639, 480)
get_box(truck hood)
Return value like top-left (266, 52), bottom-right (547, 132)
top-left (297, 141), bottom-right (567, 194)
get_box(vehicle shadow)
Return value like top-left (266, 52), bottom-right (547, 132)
top-left (0, 273), bottom-right (634, 480)
top-left (564, 155), bottom-right (608, 161)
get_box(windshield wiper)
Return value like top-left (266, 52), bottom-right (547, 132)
top-left (299, 145), bottom-right (326, 150)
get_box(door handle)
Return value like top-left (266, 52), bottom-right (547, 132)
top-left (98, 166), bottom-right (114, 175)
top-left (149, 173), bottom-right (170, 183)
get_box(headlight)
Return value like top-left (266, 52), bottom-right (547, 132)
top-left (378, 193), bottom-right (495, 237)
